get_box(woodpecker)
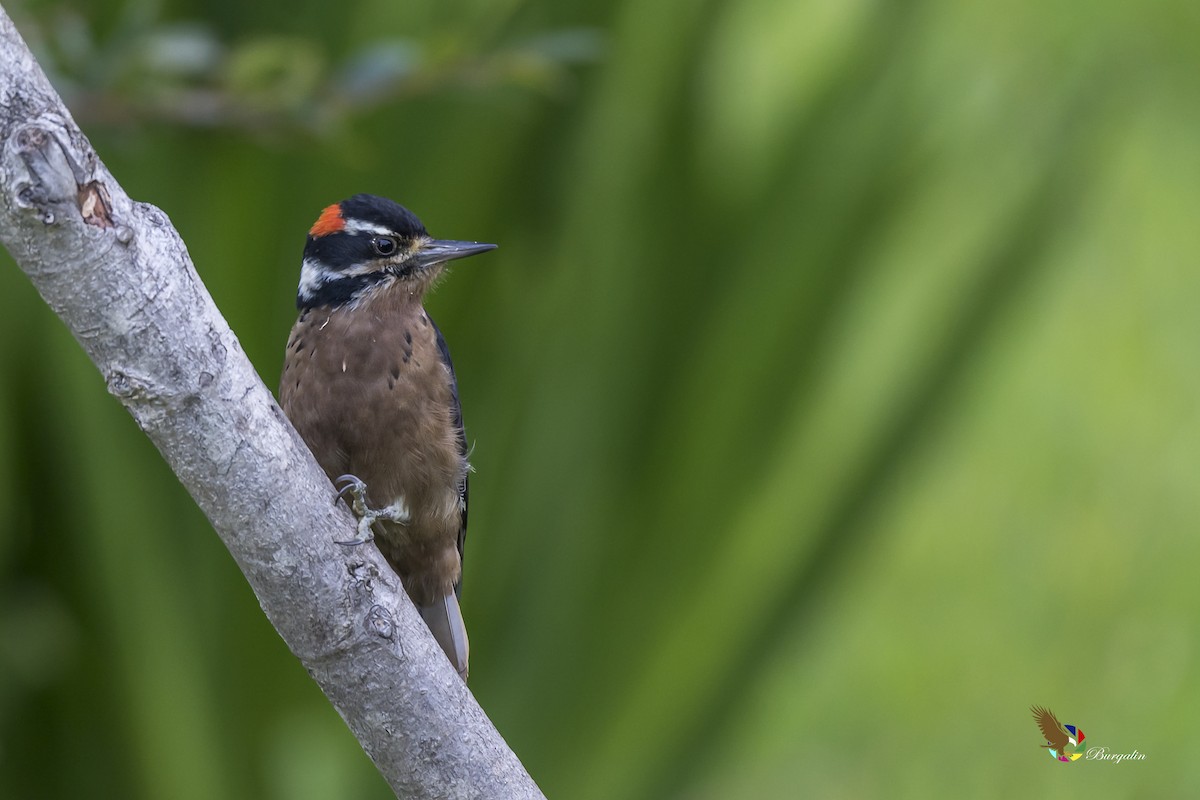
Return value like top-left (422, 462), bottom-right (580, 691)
top-left (279, 194), bottom-right (495, 679)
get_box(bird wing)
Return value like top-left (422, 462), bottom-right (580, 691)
top-left (430, 316), bottom-right (469, 596)
top-left (1031, 706), bottom-right (1070, 750)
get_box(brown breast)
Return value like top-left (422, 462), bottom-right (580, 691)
top-left (279, 284), bottom-right (466, 601)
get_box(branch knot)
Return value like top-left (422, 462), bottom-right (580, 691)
top-left (367, 604), bottom-right (396, 640)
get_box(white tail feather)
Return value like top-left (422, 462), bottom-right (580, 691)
top-left (419, 594), bottom-right (469, 680)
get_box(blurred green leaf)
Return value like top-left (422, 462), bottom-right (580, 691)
top-left (335, 39), bottom-right (421, 100)
top-left (224, 36), bottom-right (323, 109)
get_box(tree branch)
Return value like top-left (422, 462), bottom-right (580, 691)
top-left (0, 8), bottom-right (543, 799)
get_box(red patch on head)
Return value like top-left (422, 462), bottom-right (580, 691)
top-left (309, 204), bottom-right (345, 237)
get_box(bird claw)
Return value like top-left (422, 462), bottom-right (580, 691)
top-left (333, 474), bottom-right (410, 546)
top-left (334, 474), bottom-right (371, 516)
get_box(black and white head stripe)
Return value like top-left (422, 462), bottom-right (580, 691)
top-left (297, 195), bottom-right (429, 308)
top-left (336, 194), bottom-right (427, 238)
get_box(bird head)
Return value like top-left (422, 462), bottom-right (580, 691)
top-left (296, 193), bottom-right (496, 309)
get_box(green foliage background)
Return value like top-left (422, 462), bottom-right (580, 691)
top-left (2, 0), bottom-right (1198, 797)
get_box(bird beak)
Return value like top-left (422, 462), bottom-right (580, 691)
top-left (412, 239), bottom-right (497, 269)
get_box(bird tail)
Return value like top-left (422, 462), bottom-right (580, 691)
top-left (419, 593), bottom-right (470, 680)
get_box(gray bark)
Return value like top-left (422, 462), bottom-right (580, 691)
top-left (0, 7), bottom-right (543, 799)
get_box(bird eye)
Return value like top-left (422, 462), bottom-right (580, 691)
top-left (371, 236), bottom-right (398, 256)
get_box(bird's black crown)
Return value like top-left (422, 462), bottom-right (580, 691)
top-left (337, 194), bottom-right (428, 239)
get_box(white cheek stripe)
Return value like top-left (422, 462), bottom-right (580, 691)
top-left (297, 256), bottom-right (329, 297)
top-left (298, 256), bottom-right (383, 297)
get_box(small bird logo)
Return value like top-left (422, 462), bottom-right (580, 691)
top-left (1031, 705), bottom-right (1085, 762)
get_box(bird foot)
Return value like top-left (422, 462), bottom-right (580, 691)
top-left (333, 474), bottom-right (410, 546)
